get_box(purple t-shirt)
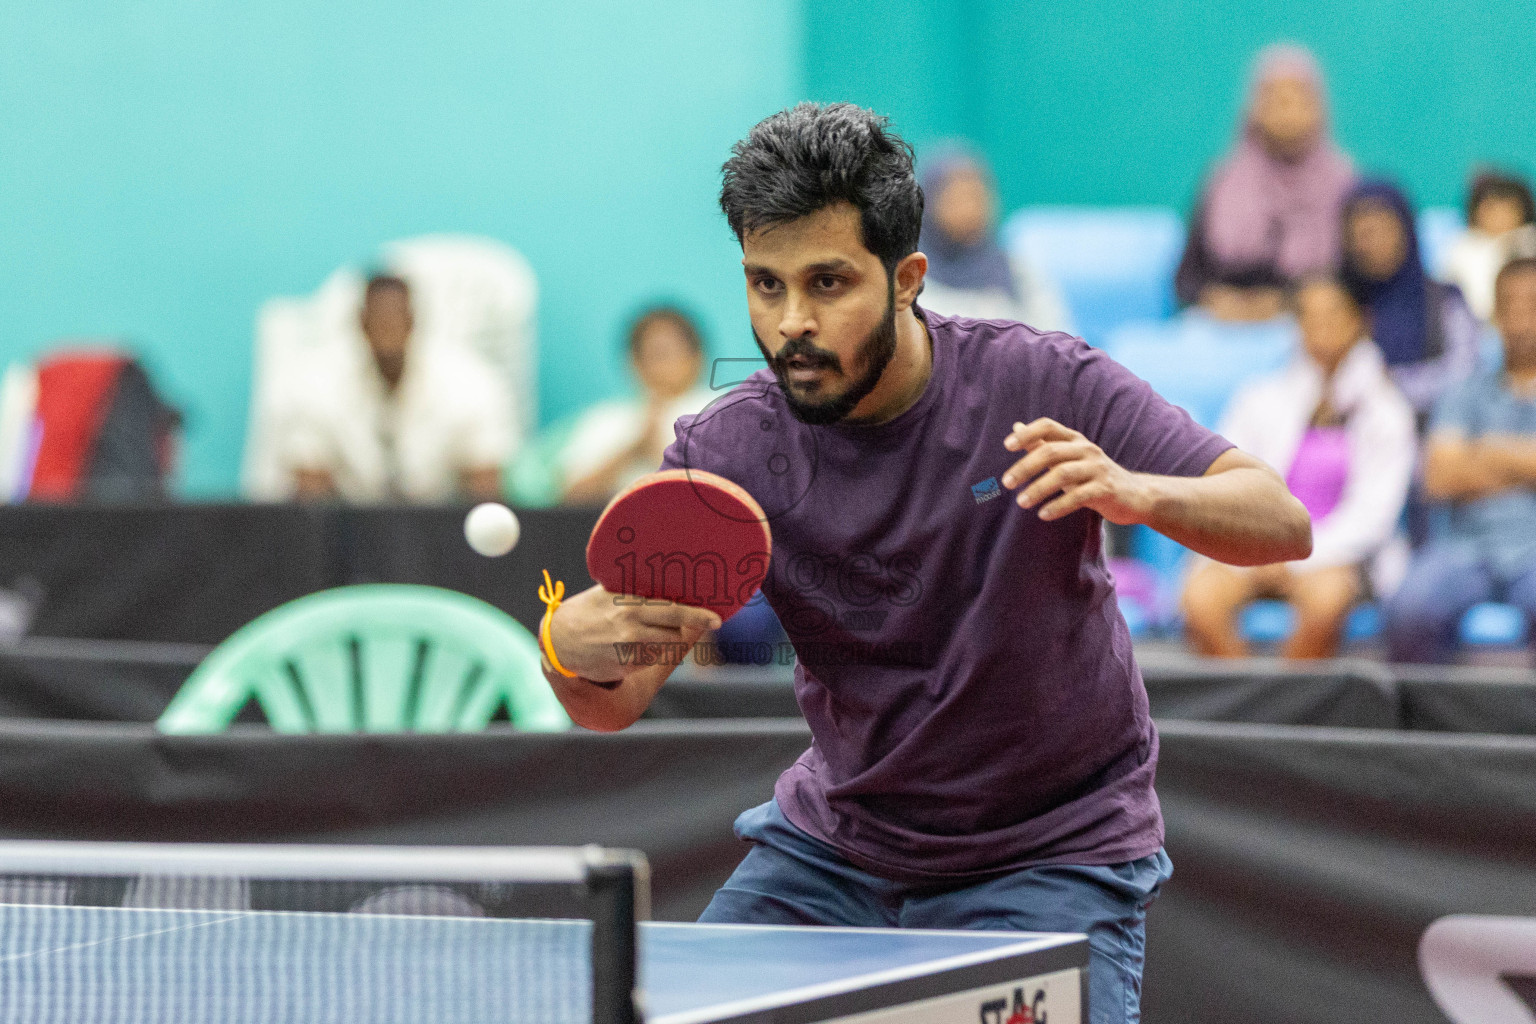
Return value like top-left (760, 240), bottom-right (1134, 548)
top-left (662, 309), bottom-right (1232, 882)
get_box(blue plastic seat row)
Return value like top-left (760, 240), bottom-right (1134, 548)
top-left (1115, 590), bottom-right (1528, 648)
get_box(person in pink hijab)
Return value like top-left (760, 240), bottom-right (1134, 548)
top-left (1175, 44), bottom-right (1357, 321)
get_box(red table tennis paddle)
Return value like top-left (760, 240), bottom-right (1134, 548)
top-left (586, 469), bottom-right (772, 621)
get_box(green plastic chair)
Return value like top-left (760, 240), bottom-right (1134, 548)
top-left (157, 585), bottom-right (571, 735)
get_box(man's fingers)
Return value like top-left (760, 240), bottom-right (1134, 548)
top-left (1037, 481), bottom-right (1108, 521)
top-left (635, 601), bottom-right (724, 632)
top-left (1001, 441), bottom-right (1093, 490)
top-left (1017, 460), bottom-right (1097, 509)
top-left (625, 623), bottom-right (696, 646)
top-left (1004, 418), bottom-right (1078, 452)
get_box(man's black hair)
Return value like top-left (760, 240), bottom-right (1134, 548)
top-left (626, 305), bottom-right (705, 359)
top-left (1467, 169), bottom-right (1536, 227)
top-left (719, 103), bottom-right (923, 276)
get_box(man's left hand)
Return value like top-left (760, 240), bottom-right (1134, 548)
top-left (1001, 418), bottom-right (1153, 525)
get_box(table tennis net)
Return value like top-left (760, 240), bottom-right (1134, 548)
top-left (0, 841), bottom-right (646, 1024)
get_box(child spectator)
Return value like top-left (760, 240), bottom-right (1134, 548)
top-left (1438, 170), bottom-right (1536, 322)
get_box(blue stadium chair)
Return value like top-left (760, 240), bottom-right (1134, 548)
top-left (1459, 602), bottom-right (1528, 647)
top-left (1237, 600), bottom-right (1382, 645)
top-left (1103, 313), bottom-right (1295, 429)
top-left (1128, 528), bottom-right (1188, 612)
top-left (1417, 207), bottom-right (1464, 278)
top-left (1000, 207), bottom-right (1185, 346)
top-left (1240, 600), bottom-right (1295, 643)
top-left (1117, 596), bottom-right (1152, 639)
top-left (1344, 602), bottom-right (1383, 642)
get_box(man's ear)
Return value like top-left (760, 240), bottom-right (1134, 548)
top-left (892, 251), bottom-right (928, 312)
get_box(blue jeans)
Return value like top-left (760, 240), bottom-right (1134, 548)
top-left (1384, 540), bottom-right (1536, 663)
top-left (699, 800), bottom-right (1173, 1024)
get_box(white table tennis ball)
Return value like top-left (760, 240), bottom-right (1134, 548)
top-left (464, 502), bottom-right (521, 557)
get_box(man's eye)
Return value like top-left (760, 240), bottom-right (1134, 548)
top-left (754, 278), bottom-right (781, 293)
top-left (813, 275), bottom-right (840, 290)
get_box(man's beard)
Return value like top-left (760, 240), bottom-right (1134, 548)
top-left (755, 289), bottom-right (898, 426)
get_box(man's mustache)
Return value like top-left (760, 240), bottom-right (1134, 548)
top-left (771, 336), bottom-right (842, 373)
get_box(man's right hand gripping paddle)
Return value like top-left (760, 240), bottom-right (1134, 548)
top-left (540, 469), bottom-right (772, 729)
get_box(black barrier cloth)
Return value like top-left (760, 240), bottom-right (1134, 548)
top-left (1396, 664), bottom-right (1536, 735)
top-left (1148, 720), bottom-right (1536, 1024)
top-left (1139, 654), bottom-right (1403, 729)
top-left (0, 719), bottom-right (809, 921)
top-left (0, 718), bottom-right (1532, 1019)
top-left (0, 639), bottom-right (205, 721)
top-left (0, 504), bottom-right (598, 644)
top-left (11, 642), bottom-right (1536, 738)
top-left (0, 505), bottom-right (327, 642)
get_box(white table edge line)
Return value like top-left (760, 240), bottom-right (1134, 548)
top-left (650, 941), bottom-right (1072, 1024)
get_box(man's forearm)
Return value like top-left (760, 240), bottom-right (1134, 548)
top-left (542, 657), bottom-right (672, 733)
top-left (539, 585), bottom-right (719, 731)
top-left (1139, 463), bottom-right (1312, 567)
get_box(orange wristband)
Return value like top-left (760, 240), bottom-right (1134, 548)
top-left (538, 569), bottom-right (578, 678)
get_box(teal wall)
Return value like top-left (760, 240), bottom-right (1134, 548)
top-left (806, 0), bottom-right (1536, 214)
top-left (0, 0), bottom-right (797, 495)
top-left (6, 0), bottom-right (1535, 495)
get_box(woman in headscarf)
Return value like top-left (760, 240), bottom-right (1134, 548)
top-left (917, 144), bottom-right (1074, 332)
top-left (1175, 43), bottom-right (1357, 321)
top-left (1339, 179), bottom-right (1480, 417)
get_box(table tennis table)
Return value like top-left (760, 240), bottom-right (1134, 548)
top-left (0, 904), bottom-right (1087, 1023)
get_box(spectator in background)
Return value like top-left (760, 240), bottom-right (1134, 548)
top-left (1182, 277), bottom-right (1414, 659)
top-left (1385, 259), bottom-right (1536, 664)
top-left (1439, 170), bottom-right (1536, 322)
top-left (916, 145), bottom-right (1074, 333)
top-left (1175, 44), bottom-right (1356, 322)
top-left (1340, 179), bottom-right (1480, 418)
top-left (559, 306), bottom-right (712, 505)
top-left (279, 275), bottom-right (511, 502)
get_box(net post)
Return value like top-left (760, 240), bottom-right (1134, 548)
top-left (584, 847), bottom-right (647, 1024)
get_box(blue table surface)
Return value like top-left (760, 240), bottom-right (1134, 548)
top-left (0, 904), bottom-right (1077, 1023)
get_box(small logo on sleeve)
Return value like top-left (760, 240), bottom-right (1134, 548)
top-left (971, 477), bottom-right (1002, 503)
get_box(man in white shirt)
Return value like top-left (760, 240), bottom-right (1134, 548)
top-left (282, 275), bottom-right (512, 503)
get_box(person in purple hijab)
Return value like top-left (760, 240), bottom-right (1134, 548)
top-left (1176, 43), bottom-right (1357, 321)
top-left (1339, 178), bottom-right (1480, 417)
top-left (917, 144), bottom-right (1074, 331)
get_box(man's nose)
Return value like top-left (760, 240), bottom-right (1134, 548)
top-left (778, 292), bottom-right (816, 340)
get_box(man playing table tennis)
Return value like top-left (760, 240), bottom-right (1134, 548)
top-left (542, 103), bottom-right (1311, 1024)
